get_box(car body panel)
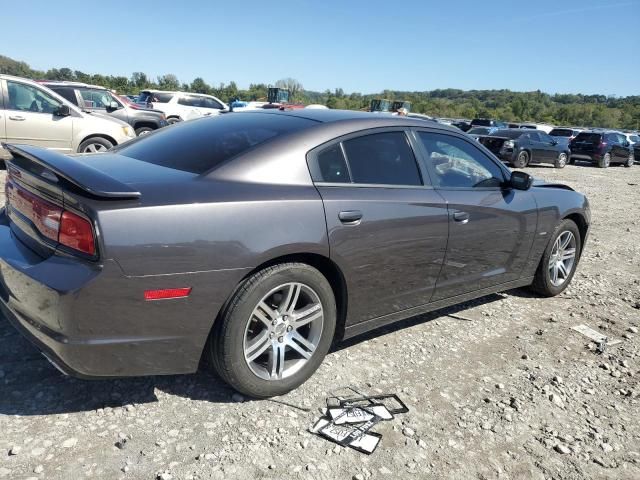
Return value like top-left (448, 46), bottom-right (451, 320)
top-left (0, 110), bottom-right (591, 378)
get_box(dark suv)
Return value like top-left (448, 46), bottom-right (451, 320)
top-left (41, 81), bottom-right (168, 136)
top-left (479, 129), bottom-right (571, 168)
top-left (569, 130), bottom-right (634, 168)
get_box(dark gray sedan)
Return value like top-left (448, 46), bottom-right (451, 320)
top-left (0, 110), bottom-right (590, 397)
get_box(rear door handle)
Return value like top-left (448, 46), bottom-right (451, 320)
top-left (9, 115), bottom-right (25, 121)
top-left (339, 210), bottom-right (363, 224)
top-left (453, 211), bottom-right (469, 223)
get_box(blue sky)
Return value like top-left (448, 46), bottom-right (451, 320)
top-left (3, 0), bottom-right (639, 96)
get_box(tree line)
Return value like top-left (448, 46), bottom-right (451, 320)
top-left (1, 54), bottom-right (638, 130)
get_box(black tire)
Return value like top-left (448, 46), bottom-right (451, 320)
top-left (554, 152), bottom-right (568, 169)
top-left (135, 126), bottom-right (154, 136)
top-left (166, 117), bottom-right (182, 125)
top-left (511, 150), bottom-right (529, 168)
top-left (77, 137), bottom-right (114, 154)
top-left (208, 263), bottom-right (336, 398)
top-left (598, 152), bottom-right (611, 168)
top-left (624, 153), bottom-right (634, 168)
top-left (530, 219), bottom-right (581, 297)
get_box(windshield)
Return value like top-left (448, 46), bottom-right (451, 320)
top-left (113, 113), bottom-right (316, 174)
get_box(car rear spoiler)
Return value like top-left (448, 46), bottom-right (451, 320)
top-left (3, 143), bottom-right (141, 199)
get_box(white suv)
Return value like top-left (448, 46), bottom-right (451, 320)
top-left (137, 90), bottom-right (228, 124)
top-left (0, 75), bottom-right (135, 159)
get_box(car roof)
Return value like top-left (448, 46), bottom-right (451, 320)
top-left (40, 80), bottom-right (107, 90)
top-left (238, 109), bottom-right (462, 132)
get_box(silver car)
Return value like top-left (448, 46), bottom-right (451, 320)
top-left (0, 75), bottom-right (135, 160)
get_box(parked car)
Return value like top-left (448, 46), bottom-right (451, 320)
top-left (549, 127), bottom-right (582, 147)
top-left (452, 120), bottom-right (471, 132)
top-left (0, 110), bottom-right (590, 398)
top-left (470, 118), bottom-right (506, 129)
top-left (137, 90), bottom-right (228, 124)
top-left (478, 129), bottom-right (571, 168)
top-left (569, 130), bottom-right (634, 168)
top-left (41, 81), bottom-right (168, 136)
top-left (0, 74), bottom-right (135, 159)
top-left (467, 126), bottom-right (499, 139)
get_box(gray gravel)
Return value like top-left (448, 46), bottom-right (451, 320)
top-left (1, 161), bottom-right (639, 479)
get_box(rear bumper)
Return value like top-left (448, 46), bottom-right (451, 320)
top-left (0, 209), bottom-right (247, 378)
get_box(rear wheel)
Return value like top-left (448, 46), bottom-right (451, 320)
top-left (625, 152), bottom-right (634, 168)
top-left (167, 117), bottom-right (182, 125)
top-left (78, 137), bottom-right (114, 154)
top-left (530, 219), bottom-right (581, 297)
top-left (209, 263), bottom-right (336, 398)
top-left (554, 152), bottom-right (568, 169)
top-left (511, 150), bottom-right (529, 168)
top-left (598, 152), bottom-right (611, 168)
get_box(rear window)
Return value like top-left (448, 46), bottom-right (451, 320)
top-left (490, 130), bottom-right (524, 139)
top-left (549, 128), bottom-right (573, 137)
top-left (573, 132), bottom-right (602, 143)
top-left (114, 113), bottom-right (316, 174)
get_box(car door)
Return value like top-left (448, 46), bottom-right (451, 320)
top-left (613, 133), bottom-right (629, 161)
top-left (308, 129), bottom-right (449, 324)
top-left (3, 79), bottom-right (73, 152)
top-left (414, 130), bottom-right (538, 301)
top-left (201, 96), bottom-right (224, 115)
top-left (525, 131), bottom-right (547, 162)
top-left (177, 94), bottom-right (204, 119)
top-left (0, 80), bottom-right (7, 156)
top-left (539, 131), bottom-right (559, 161)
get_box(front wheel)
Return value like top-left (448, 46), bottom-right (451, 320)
top-left (598, 152), bottom-right (611, 168)
top-left (135, 126), bottom-right (154, 136)
top-left (624, 153), bottom-right (634, 168)
top-left (166, 117), bottom-right (182, 125)
top-left (78, 137), bottom-right (114, 154)
top-left (530, 219), bottom-right (581, 297)
top-left (554, 152), bottom-right (568, 169)
top-left (511, 150), bottom-right (529, 168)
top-left (209, 263), bottom-right (336, 398)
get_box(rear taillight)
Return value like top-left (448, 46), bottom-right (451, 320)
top-left (59, 211), bottom-right (95, 256)
top-left (7, 177), bottom-right (96, 256)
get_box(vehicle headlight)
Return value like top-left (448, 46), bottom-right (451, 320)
top-left (122, 126), bottom-right (135, 138)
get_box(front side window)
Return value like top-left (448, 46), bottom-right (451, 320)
top-left (202, 97), bottom-right (223, 109)
top-left (417, 132), bottom-right (505, 189)
top-left (342, 132), bottom-right (422, 186)
top-left (6, 81), bottom-right (61, 113)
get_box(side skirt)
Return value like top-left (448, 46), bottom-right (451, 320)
top-left (342, 277), bottom-right (534, 340)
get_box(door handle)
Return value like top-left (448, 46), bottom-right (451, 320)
top-left (338, 210), bottom-right (363, 224)
top-left (453, 211), bottom-right (469, 223)
top-left (9, 115), bottom-right (25, 121)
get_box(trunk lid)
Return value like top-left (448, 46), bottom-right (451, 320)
top-left (570, 132), bottom-right (602, 153)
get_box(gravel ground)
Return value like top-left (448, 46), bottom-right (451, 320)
top-left (0, 161), bottom-right (639, 480)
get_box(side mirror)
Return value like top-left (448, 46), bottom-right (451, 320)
top-left (54, 104), bottom-right (71, 117)
top-left (106, 101), bottom-right (119, 112)
top-left (509, 171), bottom-right (533, 190)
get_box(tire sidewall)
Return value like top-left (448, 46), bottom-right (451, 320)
top-left (538, 220), bottom-right (582, 296)
top-left (626, 153), bottom-right (634, 167)
top-left (217, 265), bottom-right (336, 398)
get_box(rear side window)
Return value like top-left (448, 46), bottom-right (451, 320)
top-left (49, 87), bottom-right (78, 105)
top-left (114, 113), bottom-right (316, 174)
top-left (342, 132), bottom-right (422, 186)
top-left (139, 91), bottom-right (174, 103)
top-left (311, 145), bottom-right (351, 183)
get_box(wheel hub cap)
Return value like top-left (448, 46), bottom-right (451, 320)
top-left (548, 231), bottom-right (577, 287)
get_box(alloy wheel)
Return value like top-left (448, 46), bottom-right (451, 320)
top-left (83, 143), bottom-right (108, 153)
top-left (243, 282), bottom-right (324, 381)
top-left (548, 231), bottom-right (577, 287)
top-left (557, 153), bottom-right (567, 168)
